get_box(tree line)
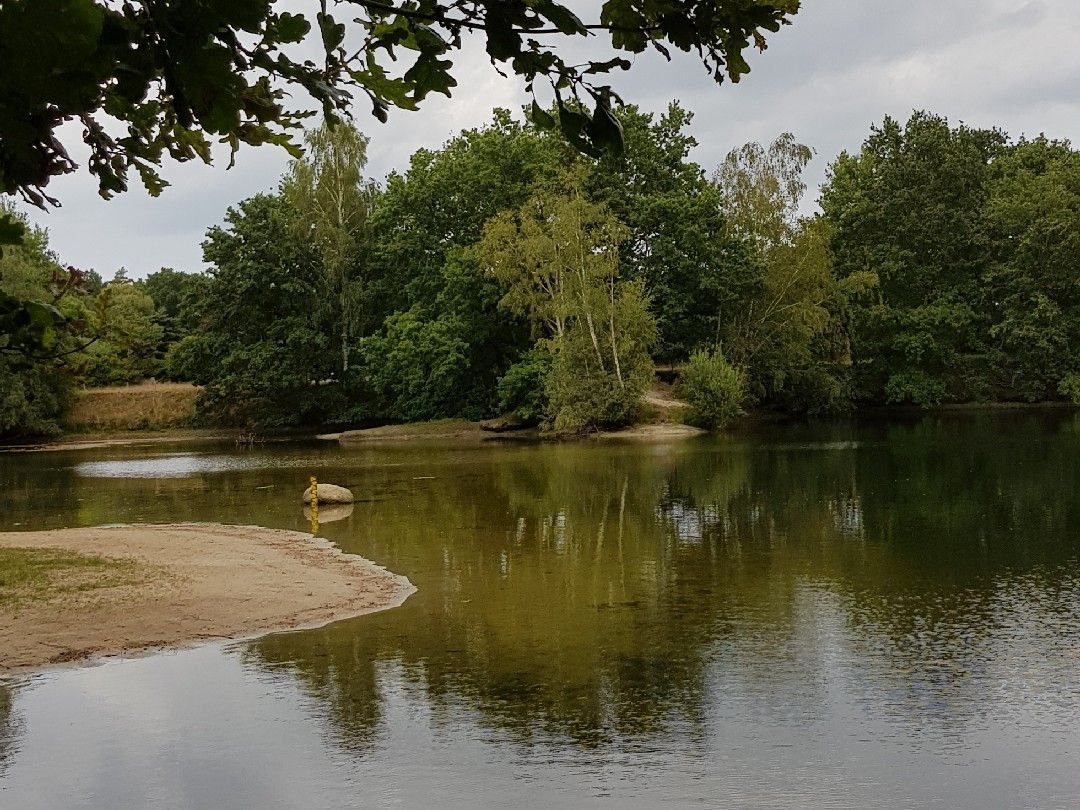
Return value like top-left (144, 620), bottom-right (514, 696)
top-left (1, 107), bottom-right (1077, 437)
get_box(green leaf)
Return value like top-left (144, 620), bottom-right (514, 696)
top-left (531, 0), bottom-right (587, 35)
top-left (528, 101), bottom-right (557, 131)
top-left (270, 12), bottom-right (311, 44)
top-left (317, 12), bottom-right (345, 52)
top-left (557, 104), bottom-right (601, 158)
top-left (484, 10), bottom-right (521, 61)
top-left (586, 99), bottom-right (624, 156)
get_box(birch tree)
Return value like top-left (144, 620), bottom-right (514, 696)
top-left (478, 172), bottom-right (656, 430)
top-left (283, 120), bottom-right (379, 374)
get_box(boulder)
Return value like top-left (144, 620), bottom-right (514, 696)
top-left (302, 483), bottom-right (354, 504)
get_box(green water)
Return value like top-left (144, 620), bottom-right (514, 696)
top-left (2, 412), bottom-right (1080, 808)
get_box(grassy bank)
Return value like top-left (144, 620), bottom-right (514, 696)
top-left (64, 382), bottom-right (199, 432)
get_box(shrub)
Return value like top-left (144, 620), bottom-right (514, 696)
top-left (884, 370), bottom-right (947, 406)
top-left (1059, 373), bottom-right (1080, 404)
top-left (496, 350), bottom-right (550, 423)
top-left (678, 349), bottom-right (746, 429)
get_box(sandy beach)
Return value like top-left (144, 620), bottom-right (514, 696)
top-left (0, 523), bottom-right (414, 674)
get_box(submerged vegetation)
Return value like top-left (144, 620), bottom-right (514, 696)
top-left (2, 106), bottom-right (1078, 438)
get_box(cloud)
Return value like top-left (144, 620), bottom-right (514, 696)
top-left (18, 0), bottom-right (1080, 277)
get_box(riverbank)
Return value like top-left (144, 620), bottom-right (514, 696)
top-left (0, 428), bottom-right (245, 453)
top-left (0, 523), bottom-right (415, 674)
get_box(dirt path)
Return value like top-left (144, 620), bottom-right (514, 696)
top-left (0, 523), bottom-right (414, 675)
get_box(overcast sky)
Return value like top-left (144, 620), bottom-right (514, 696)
top-left (23, 0), bottom-right (1080, 279)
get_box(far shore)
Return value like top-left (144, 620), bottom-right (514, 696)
top-left (5, 398), bottom-right (1076, 455)
top-left (0, 523), bottom-right (415, 675)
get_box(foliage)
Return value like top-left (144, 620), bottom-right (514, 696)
top-left (0, 357), bottom-right (67, 437)
top-left (359, 111), bottom-right (559, 415)
top-left (0, 207), bottom-right (86, 435)
top-left (478, 174), bottom-right (656, 431)
top-left (715, 133), bottom-right (813, 249)
top-left (1059, 374), bottom-right (1080, 405)
top-left (368, 109), bottom-right (566, 320)
top-left (177, 194), bottom-right (341, 426)
top-left (822, 111), bottom-right (1080, 405)
top-left (496, 349), bottom-right (551, 423)
top-left (981, 137), bottom-right (1080, 401)
top-left (717, 135), bottom-right (849, 412)
top-left (545, 276), bottom-right (656, 432)
top-left (358, 308), bottom-right (476, 422)
top-left (75, 272), bottom-right (163, 386)
top-left (0, 0), bottom-right (800, 209)
top-left (140, 268), bottom-right (208, 354)
top-left (678, 348), bottom-right (745, 429)
top-left (589, 103), bottom-right (759, 361)
top-left (9, 103), bottom-right (1080, 434)
top-left (282, 120), bottom-right (379, 373)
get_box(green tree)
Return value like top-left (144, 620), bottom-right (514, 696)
top-left (141, 267), bottom-right (208, 355)
top-left (75, 271), bottom-right (163, 386)
top-left (175, 194), bottom-right (340, 426)
top-left (357, 111), bottom-right (563, 419)
top-left (981, 137), bottom-right (1080, 401)
top-left (821, 112), bottom-right (1008, 404)
top-left (715, 133), bottom-right (813, 249)
top-left (678, 347), bottom-right (745, 429)
top-left (717, 135), bottom-right (851, 411)
top-left (282, 120), bottom-right (379, 374)
top-left (479, 174), bottom-right (656, 431)
top-left (589, 103), bottom-right (759, 361)
top-left (0, 207), bottom-right (88, 435)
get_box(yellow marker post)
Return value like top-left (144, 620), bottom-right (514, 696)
top-left (309, 476), bottom-right (319, 535)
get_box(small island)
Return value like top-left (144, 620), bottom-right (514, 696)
top-left (0, 523), bottom-right (414, 674)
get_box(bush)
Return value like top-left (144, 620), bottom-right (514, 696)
top-left (496, 350), bottom-right (550, 422)
top-left (1059, 373), bottom-right (1080, 404)
top-left (884, 370), bottom-right (947, 406)
top-left (359, 309), bottom-right (488, 422)
top-left (0, 358), bottom-right (67, 438)
top-left (678, 349), bottom-right (746, 429)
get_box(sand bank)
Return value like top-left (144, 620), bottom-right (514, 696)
top-left (0, 523), bottom-right (414, 674)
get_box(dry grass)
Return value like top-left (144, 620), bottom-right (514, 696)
top-left (65, 382), bottom-right (199, 431)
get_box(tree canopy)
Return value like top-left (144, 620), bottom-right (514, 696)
top-left (5, 105), bottom-right (1079, 438)
top-left (0, 0), bottom-right (800, 210)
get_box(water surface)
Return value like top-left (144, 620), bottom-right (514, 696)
top-left (2, 413), bottom-right (1080, 808)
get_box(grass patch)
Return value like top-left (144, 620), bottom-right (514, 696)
top-left (64, 382), bottom-right (199, 432)
top-left (0, 548), bottom-right (149, 608)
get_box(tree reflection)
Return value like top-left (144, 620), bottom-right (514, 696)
top-left (0, 684), bottom-right (21, 778)
top-left (247, 414), bottom-right (1080, 755)
top-left (5, 415), bottom-right (1080, 760)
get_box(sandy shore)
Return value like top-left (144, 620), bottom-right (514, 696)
top-left (0, 523), bottom-right (415, 675)
top-left (593, 423), bottom-right (707, 441)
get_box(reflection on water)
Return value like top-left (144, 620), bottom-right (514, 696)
top-left (2, 412), bottom-right (1080, 807)
top-left (76, 452), bottom-right (275, 478)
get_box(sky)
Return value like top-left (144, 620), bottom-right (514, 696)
top-left (22, 0), bottom-right (1080, 279)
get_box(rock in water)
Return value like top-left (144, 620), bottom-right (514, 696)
top-left (302, 483), bottom-right (354, 504)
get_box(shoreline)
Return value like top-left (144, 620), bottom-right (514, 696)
top-left (4, 400), bottom-right (1076, 455)
top-left (0, 523), bottom-right (415, 676)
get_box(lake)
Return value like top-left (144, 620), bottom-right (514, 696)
top-left (2, 412), bottom-right (1080, 808)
